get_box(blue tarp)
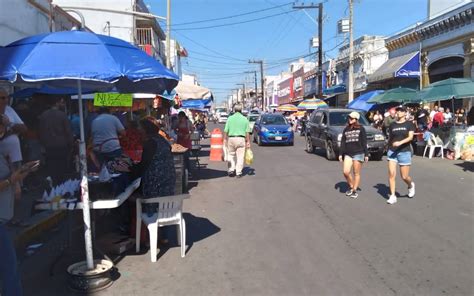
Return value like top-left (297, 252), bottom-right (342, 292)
top-left (347, 90), bottom-right (384, 111)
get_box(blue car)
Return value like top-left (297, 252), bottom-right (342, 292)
top-left (253, 114), bottom-right (294, 146)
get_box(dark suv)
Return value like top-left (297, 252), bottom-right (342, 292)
top-left (305, 108), bottom-right (386, 160)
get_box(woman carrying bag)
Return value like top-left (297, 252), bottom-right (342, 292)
top-left (338, 112), bottom-right (369, 199)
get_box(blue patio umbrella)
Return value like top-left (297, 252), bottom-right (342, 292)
top-left (0, 30), bottom-right (179, 270)
top-left (347, 90), bottom-right (384, 111)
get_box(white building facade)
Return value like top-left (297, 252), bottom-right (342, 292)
top-left (335, 35), bottom-right (388, 93)
top-left (0, 0), bottom-right (82, 46)
top-left (53, 0), bottom-right (181, 74)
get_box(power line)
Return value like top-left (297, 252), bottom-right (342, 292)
top-left (185, 56), bottom-right (250, 65)
top-left (173, 30), bottom-right (247, 62)
top-left (173, 10), bottom-right (297, 31)
top-left (264, 0), bottom-right (314, 34)
top-left (165, 2), bottom-right (292, 27)
top-left (186, 49), bottom-right (255, 62)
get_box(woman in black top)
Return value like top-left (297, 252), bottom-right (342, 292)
top-left (338, 111), bottom-right (368, 199)
top-left (130, 117), bottom-right (176, 216)
top-left (386, 106), bottom-right (415, 205)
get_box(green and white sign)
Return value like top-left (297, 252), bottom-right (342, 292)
top-left (93, 93), bottom-right (133, 107)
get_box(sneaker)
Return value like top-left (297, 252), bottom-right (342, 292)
top-left (345, 189), bottom-right (353, 196)
top-left (236, 174), bottom-right (242, 178)
top-left (408, 182), bottom-right (415, 198)
top-left (350, 191), bottom-right (358, 199)
top-left (387, 194), bottom-right (397, 205)
top-left (228, 171), bottom-right (236, 177)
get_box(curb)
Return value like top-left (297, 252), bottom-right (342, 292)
top-left (14, 210), bottom-right (65, 249)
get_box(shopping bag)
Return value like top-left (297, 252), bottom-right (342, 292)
top-left (245, 149), bottom-right (254, 165)
top-left (99, 165), bottom-right (112, 182)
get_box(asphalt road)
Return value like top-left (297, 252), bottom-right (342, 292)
top-left (20, 123), bottom-right (473, 296)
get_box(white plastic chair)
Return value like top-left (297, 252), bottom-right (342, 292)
top-left (423, 132), bottom-right (444, 159)
top-left (136, 194), bottom-right (189, 262)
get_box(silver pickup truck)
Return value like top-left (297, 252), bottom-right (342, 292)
top-left (305, 108), bottom-right (386, 160)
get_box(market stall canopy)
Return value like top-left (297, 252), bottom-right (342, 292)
top-left (175, 81), bottom-right (213, 101)
top-left (297, 98), bottom-right (328, 110)
top-left (418, 78), bottom-right (474, 103)
top-left (367, 87), bottom-right (420, 104)
top-left (0, 30), bottom-right (179, 93)
top-left (323, 84), bottom-right (346, 96)
top-left (346, 90), bottom-right (384, 111)
top-left (276, 104), bottom-right (298, 112)
top-left (181, 97), bottom-right (213, 109)
top-left (368, 52), bottom-right (420, 83)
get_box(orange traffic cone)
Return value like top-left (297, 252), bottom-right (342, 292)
top-left (210, 128), bottom-right (224, 161)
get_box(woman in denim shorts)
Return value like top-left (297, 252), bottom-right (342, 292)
top-left (338, 112), bottom-right (369, 199)
top-left (386, 106), bottom-right (416, 204)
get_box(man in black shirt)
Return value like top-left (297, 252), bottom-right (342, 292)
top-left (386, 106), bottom-right (416, 205)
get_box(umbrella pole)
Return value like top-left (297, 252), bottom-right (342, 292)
top-left (77, 80), bottom-right (94, 270)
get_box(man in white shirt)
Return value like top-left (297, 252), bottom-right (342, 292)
top-left (443, 107), bottom-right (453, 123)
top-left (429, 105), bottom-right (439, 121)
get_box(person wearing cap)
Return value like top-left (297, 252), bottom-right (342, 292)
top-left (338, 111), bottom-right (369, 199)
top-left (224, 104), bottom-right (251, 178)
top-left (386, 106), bottom-right (416, 205)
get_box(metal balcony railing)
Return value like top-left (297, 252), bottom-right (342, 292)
top-left (136, 28), bottom-right (153, 46)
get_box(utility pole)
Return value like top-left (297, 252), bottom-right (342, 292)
top-left (166, 0), bottom-right (171, 69)
top-left (249, 60), bottom-right (265, 110)
top-left (245, 71), bottom-right (258, 108)
top-left (293, 2), bottom-right (323, 98)
top-left (348, 0), bottom-right (354, 102)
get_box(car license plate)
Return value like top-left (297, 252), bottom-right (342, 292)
top-left (275, 136), bottom-right (282, 140)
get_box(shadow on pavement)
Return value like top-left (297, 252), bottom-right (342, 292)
top-left (243, 167), bottom-right (256, 176)
top-left (454, 161), bottom-right (474, 172)
top-left (334, 181), bottom-right (350, 193)
top-left (374, 183), bottom-right (406, 199)
top-left (197, 168), bottom-right (229, 180)
top-left (182, 213), bottom-right (221, 254)
top-left (145, 213), bottom-right (221, 260)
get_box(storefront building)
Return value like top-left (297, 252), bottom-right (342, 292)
top-left (290, 68), bottom-right (305, 104)
top-left (331, 35), bottom-right (388, 106)
top-left (369, 1), bottom-right (473, 108)
top-left (277, 77), bottom-right (293, 105)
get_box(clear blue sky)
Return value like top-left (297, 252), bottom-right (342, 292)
top-left (147, 0), bottom-right (428, 104)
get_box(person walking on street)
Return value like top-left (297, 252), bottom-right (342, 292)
top-left (338, 112), bottom-right (369, 199)
top-left (386, 106), bottom-right (416, 205)
top-left (224, 104), bottom-right (250, 178)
